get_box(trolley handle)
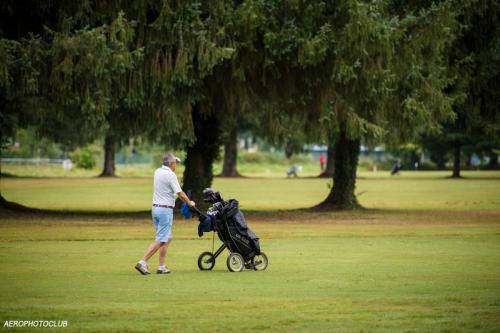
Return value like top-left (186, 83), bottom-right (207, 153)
top-left (190, 206), bottom-right (207, 219)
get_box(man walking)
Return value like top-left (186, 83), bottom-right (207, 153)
top-left (135, 153), bottom-right (195, 275)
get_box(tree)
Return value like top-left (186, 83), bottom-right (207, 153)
top-left (3, 1), bottom-right (236, 202)
top-left (46, 14), bottom-right (145, 177)
top-left (420, 133), bottom-right (451, 169)
top-left (222, 1), bottom-right (459, 208)
top-left (312, 1), bottom-right (462, 207)
top-left (442, 0), bottom-right (500, 178)
top-left (2, 1), bottom-right (221, 181)
top-left (416, 1), bottom-right (499, 177)
top-left (183, 105), bottom-right (222, 199)
top-left (219, 89), bottom-right (259, 178)
top-left (238, 1), bottom-right (458, 209)
top-left (130, 3), bottom-right (233, 183)
top-left (1, 2), bottom-right (149, 179)
top-left (220, 126), bottom-right (241, 177)
top-left (180, 1), bottom-right (333, 194)
top-left (0, 37), bottom-right (44, 207)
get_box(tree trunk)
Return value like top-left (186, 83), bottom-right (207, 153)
top-left (0, 161), bottom-right (9, 207)
top-left (182, 105), bottom-right (221, 207)
top-left (318, 144), bottom-right (334, 178)
top-left (488, 151), bottom-right (499, 169)
top-left (317, 131), bottom-right (360, 210)
top-left (1, 166), bottom-right (37, 211)
top-left (99, 134), bottom-right (116, 177)
top-left (220, 128), bottom-right (241, 177)
top-left (451, 141), bottom-right (461, 178)
top-left (435, 158), bottom-right (446, 170)
top-left (465, 151), bottom-right (473, 168)
top-left (0, 163), bottom-right (4, 205)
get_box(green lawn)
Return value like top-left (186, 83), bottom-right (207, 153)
top-left (1, 171), bottom-right (500, 211)
top-left (1, 172), bottom-right (499, 332)
top-left (0, 210), bottom-right (499, 332)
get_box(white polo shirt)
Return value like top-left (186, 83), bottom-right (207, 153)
top-left (152, 166), bottom-right (182, 206)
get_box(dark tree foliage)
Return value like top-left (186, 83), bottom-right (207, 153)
top-left (416, 0), bottom-right (499, 177)
top-left (2, 0), bottom-right (489, 211)
top-left (440, 0), bottom-right (499, 177)
top-left (1, 2), bottom-right (146, 178)
top-left (230, 1), bottom-right (459, 209)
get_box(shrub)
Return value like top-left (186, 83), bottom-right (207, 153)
top-left (72, 148), bottom-right (96, 169)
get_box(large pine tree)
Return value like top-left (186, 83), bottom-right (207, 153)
top-left (225, 1), bottom-right (460, 209)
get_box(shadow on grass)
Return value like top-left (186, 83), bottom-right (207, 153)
top-left (232, 174), bottom-right (500, 181)
top-left (0, 198), bottom-right (384, 221)
top-left (0, 203), bottom-right (151, 220)
top-left (0, 172), bottom-right (22, 178)
top-left (2, 198), bottom-right (499, 225)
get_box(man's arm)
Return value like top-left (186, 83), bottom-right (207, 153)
top-left (170, 174), bottom-right (195, 207)
top-left (178, 191), bottom-right (195, 208)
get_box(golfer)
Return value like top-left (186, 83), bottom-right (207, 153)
top-left (135, 153), bottom-right (195, 275)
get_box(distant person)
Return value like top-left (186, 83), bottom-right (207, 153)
top-left (319, 153), bottom-right (325, 172)
top-left (62, 159), bottom-right (73, 171)
top-left (287, 165), bottom-right (298, 178)
top-left (135, 153), bottom-right (195, 275)
top-left (391, 160), bottom-right (402, 175)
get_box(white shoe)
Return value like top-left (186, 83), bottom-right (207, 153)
top-left (157, 266), bottom-right (171, 274)
top-left (134, 262), bottom-right (150, 275)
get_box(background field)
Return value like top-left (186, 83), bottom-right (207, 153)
top-left (1, 172), bottom-right (500, 332)
top-left (2, 171), bottom-right (500, 211)
top-left (0, 152), bottom-right (322, 179)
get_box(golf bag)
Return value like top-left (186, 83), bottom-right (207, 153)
top-left (193, 188), bottom-right (268, 272)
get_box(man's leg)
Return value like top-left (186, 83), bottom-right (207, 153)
top-left (135, 240), bottom-right (161, 275)
top-left (154, 208), bottom-right (173, 274)
top-left (142, 240), bottom-right (163, 262)
top-left (159, 240), bottom-right (171, 267)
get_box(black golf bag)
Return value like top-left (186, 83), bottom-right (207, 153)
top-left (194, 188), bottom-right (268, 272)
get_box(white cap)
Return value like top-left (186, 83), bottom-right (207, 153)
top-left (163, 153), bottom-right (181, 165)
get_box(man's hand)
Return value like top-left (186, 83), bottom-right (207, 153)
top-left (178, 191), bottom-right (195, 208)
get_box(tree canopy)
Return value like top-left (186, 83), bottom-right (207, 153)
top-left (2, 0), bottom-right (497, 209)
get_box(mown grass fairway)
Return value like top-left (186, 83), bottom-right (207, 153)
top-left (0, 210), bottom-right (499, 332)
top-left (1, 172), bottom-right (500, 332)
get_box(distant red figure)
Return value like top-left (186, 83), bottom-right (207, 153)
top-left (319, 153), bottom-right (325, 172)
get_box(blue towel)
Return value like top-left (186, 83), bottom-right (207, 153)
top-left (180, 203), bottom-right (192, 219)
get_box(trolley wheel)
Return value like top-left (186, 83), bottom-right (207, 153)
top-left (226, 253), bottom-right (244, 272)
top-left (198, 252), bottom-right (215, 271)
top-left (252, 252), bottom-right (268, 271)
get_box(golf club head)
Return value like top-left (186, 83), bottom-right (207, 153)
top-left (202, 188), bottom-right (214, 202)
top-left (214, 191), bottom-right (224, 203)
top-left (202, 188), bottom-right (225, 204)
